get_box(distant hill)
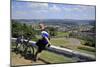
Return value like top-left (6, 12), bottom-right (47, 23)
top-left (11, 19), bottom-right (96, 25)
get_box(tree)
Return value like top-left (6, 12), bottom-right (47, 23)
top-left (47, 27), bottom-right (57, 37)
top-left (12, 20), bottom-right (23, 37)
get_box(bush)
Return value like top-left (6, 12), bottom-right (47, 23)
top-left (84, 41), bottom-right (96, 47)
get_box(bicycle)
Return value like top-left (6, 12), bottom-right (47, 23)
top-left (15, 34), bottom-right (35, 59)
top-left (15, 36), bottom-right (24, 54)
top-left (22, 37), bottom-right (35, 59)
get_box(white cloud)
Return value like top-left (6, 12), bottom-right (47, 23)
top-left (49, 4), bottom-right (61, 12)
top-left (62, 6), bottom-right (80, 12)
top-left (28, 2), bottom-right (49, 10)
top-left (49, 5), bottom-right (60, 11)
top-left (28, 2), bottom-right (62, 13)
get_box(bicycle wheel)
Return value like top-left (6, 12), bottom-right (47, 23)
top-left (24, 44), bottom-right (34, 59)
top-left (15, 43), bottom-right (22, 54)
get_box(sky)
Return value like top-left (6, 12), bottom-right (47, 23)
top-left (12, 0), bottom-right (96, 20)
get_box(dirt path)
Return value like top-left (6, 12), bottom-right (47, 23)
top-left (11, 52), bottom-right (45, 66)
top-left (66, 38), bottom-right (81, 46)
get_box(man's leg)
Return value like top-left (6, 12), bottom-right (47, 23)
top-left (34, 49), bottom-right (42, 61)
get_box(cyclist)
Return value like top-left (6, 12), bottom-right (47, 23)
top-left (34, 23), bottom-right (51, 61)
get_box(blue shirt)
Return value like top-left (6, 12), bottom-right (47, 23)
top-left (41, 31), bottom-right (49, 38)
top-left (41, 31), bottom-right (49, 45)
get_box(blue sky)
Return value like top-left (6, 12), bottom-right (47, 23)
top-left (12, 0), bottom-right (96, 20)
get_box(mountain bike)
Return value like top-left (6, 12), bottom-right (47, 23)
top-left (15, 34), bottom-right (35, 59)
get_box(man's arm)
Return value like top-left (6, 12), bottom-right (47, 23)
top-left (45, 37), bottom-right (51, 47)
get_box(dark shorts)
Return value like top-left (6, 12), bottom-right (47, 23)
top-left (36, 39), bottom-right (48, 52)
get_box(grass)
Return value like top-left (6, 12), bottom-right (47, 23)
top-left (50, 37), bottom-right (80, 50)
top-left (50, 37), bottom-right (69, 47)
top-left (57, 32), bottom-right (69, 37)
top-left (76, 45), bottom-right (96, 55)
top-left (50, 37), bottom-right (96, 56)
top-left (40, 50), bottom-right (76, 63)
top-left (76, 49), bottom-right (95, 56)
top-left (77, 46), bottom-right (96, 52)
